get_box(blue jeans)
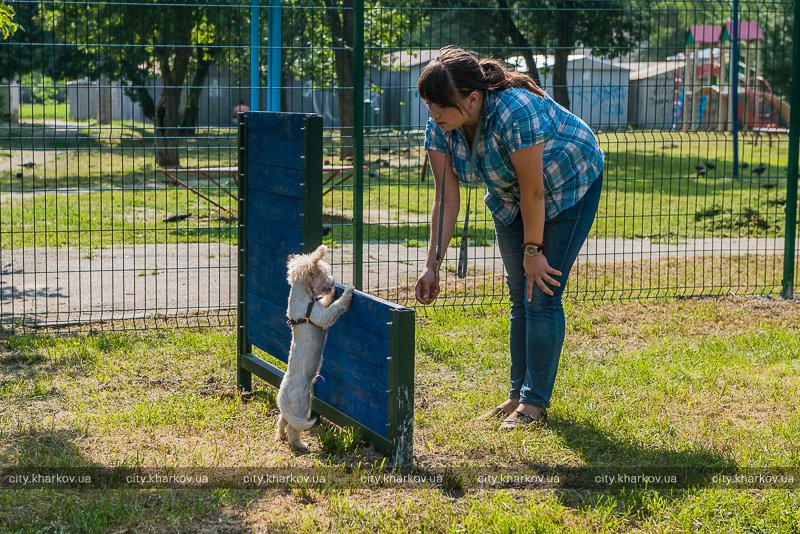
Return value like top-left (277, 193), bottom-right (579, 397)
top-left (493, 175), bottom-right (602, 409)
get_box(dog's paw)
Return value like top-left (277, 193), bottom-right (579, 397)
top-left (342, 284), bottom-right (355, 302)
top-left (289, 439), bottom-right (309, 451)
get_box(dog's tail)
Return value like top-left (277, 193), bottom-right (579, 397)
top-left (276, 390), bottom-right (317, 431)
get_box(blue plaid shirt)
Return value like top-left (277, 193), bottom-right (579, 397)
top-left (424, 87), bottom-right (604, 224)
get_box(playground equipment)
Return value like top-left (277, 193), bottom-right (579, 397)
top-left (678, 21), bottom-right (790, 132)
top-left (236, 112), bottom-right (415, 466)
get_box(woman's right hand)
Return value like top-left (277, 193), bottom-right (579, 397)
top-left (415, 267), bottom-right (441, 305)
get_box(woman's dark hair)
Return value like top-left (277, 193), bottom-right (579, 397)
top-left (417, 46), bottom-right (544, 110)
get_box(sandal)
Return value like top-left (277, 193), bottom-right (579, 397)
top-left (476, 406), bottom-right (511, 421)
top-left (499, 410), bottom-right (547, 429)
top-left (476, 401), bottom-right (520, 421)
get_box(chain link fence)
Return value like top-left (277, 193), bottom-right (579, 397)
top-left (1, 0), bottom-right (798, 331)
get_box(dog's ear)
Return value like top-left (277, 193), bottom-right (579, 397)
top-left (311, 244), bottom-right (328, 263)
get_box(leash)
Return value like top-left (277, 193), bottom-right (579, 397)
top-left (435, 113), bottom-right (482, 279)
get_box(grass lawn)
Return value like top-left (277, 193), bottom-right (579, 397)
top-left (1, 296), bottom-right (799, 532)
top-left (0, 126), bottom-right (793, 249)
top-left (18, 103), bottom-right (75, 123)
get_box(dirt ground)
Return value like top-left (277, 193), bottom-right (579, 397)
top-left (0, 237), bottom-right (791, 327)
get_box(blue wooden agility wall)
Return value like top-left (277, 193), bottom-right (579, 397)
top-left (236, 112), bottom-right (415, 465)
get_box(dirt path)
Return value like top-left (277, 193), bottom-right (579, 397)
top-left (1, 237), bottom-right (793, 326)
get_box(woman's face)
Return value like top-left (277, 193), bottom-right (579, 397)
top-left (424, 100), bottom-right (467, 131)
top-left (423, 91), bottom-right (480, 131)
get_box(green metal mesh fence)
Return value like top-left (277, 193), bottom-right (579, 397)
top-left (1, 0), bottom-right (798, 331)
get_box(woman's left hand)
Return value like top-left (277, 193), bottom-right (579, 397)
top-left (524, 253), bottom-right (562, 300)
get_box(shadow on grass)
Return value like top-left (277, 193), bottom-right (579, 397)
top-left (543, 417), bottom-right (738, 516)
top-left (0, 428), bottom-right (248, 531)
top-left (2, 427), bottom-right (94, 468)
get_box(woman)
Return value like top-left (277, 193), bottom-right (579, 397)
top-left (414, 47), bottom-right (604, 429)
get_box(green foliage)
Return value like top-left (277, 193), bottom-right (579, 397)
top-left (0, 0), bottom-right (19, 39)
top-left (319, 425), bottom-right (363, 455)
top-left (20, 72), bottom-right (61, 104)
top-left (283, 0), bottom-right (426, 84)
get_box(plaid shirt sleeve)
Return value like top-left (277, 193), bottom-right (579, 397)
top-left (424, 117), bottom-right (449, 153)
top-left (498, 93), bottom-right (553, 152)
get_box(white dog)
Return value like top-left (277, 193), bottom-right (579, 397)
top-left (276, 244), bottom-right (354, 449)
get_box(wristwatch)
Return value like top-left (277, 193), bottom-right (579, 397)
top-left (522, 241), bottom-right (545, 256)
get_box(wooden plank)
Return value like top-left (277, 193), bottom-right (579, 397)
top-left (248, 164), bottom-right (305, 199)
top-left (247, 214), bottom-right (303, 253)
top-left (246, 292), bottom-right (291, 341)
top-left (325, 322), bottom-right (389, 371)
top-left (333, 290), bottom-right (408, 339)
top-left (247, 138), bottom-right (305, 169)
top-left (314, 374), bottom-right (389, 437)
top-left (246, 317), bottom-right (291, 365)
top-left (244, 112), bottom-right (311, 142)
top-left (319, 344), bottom-right (388, 394)
top-left (248, 189), bottom-right (303, 228)
top-left (247, 264), bottom-right (289, 304)
top-left (247, 242), bottom-right (294, 280)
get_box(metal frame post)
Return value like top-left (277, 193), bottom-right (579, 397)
top-left (237, 113), bottom-right (252, 392)
top-left (782, 0), bottom-right (800, 298)
top-left (388, 308), bottom-right (416, 467)
top-left (353, 0), bottom-right (365, 289)
top-left (249, 0), bottom-right (261, 112)
top-left (731, 0), bottom-right (740, 177)
top-left (267, 0), bottom-right (282, 112)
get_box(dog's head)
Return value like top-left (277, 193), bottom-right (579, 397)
top-left (286, 245), bottom-right (335, 297)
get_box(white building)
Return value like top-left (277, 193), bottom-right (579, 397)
top-left (623, 60), bottom-right (685, 130)
top-left (509, 54), bottom-right (630, 131)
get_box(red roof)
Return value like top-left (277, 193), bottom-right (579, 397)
top-left (725, 21), bottom-right (765, 41)
top-left (689, 25), bottom-right (723, 44)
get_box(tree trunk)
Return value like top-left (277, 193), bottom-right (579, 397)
top-left (180, 48), bottom-right (217, 135)
top-left (153, 18), bottom-right (194, 168)
top-left (127, 84), bottom-right (156, 122)
top-left (497, 0), bottom-right (541, 86)
top-left (553, 2), bottom-right (576, 110)
top-left (155, 86), bottom-right (183, 168)
top-left (324, 0), bottom-right (354, 159)
top-left (98, 75), bottom-right (112, 125)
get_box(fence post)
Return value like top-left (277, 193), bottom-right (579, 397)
top-left (731, 0), bottom-right (740, 178)
top-left (353, 0), bottom-right (365, 289)
top-left (250, 0), bottom-right (261, 111)
top-left (783, 0), bottom-right (800, 299)
top-left (267, 0), bottom-right (282, 112)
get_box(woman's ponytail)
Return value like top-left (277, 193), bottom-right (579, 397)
top-left (479, 58), bottom-right (545, 97)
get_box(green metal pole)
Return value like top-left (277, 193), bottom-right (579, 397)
top-left (237, 113), bottom-right (252, 393)
top-left (783, 0), bottom-right (800, 299)
top-left (353, 0), bottom-right (364, 290)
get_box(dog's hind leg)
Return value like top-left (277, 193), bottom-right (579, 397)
top-left (275, 414), bottom-right (288, 442)
top-left (286, 426), bottom-right (308, 450)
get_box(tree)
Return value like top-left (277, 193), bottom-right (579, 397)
top-left (45, 1), bottom-right (246, 167)
top-left (504, 1), bottom-right (644, 110)
top-left (284, 0), bottom-right (424, 157)
top-left (324, 0), bottom-right (356, 155)
top-left (1, 0), bottom-right (19, 40)
top-left (0, 1), bottom-right (91, 96)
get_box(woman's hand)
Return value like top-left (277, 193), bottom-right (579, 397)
top-left (524, 253), bottom-right (562, 299)
top-left (415, 266), bottom-right (441, 305)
